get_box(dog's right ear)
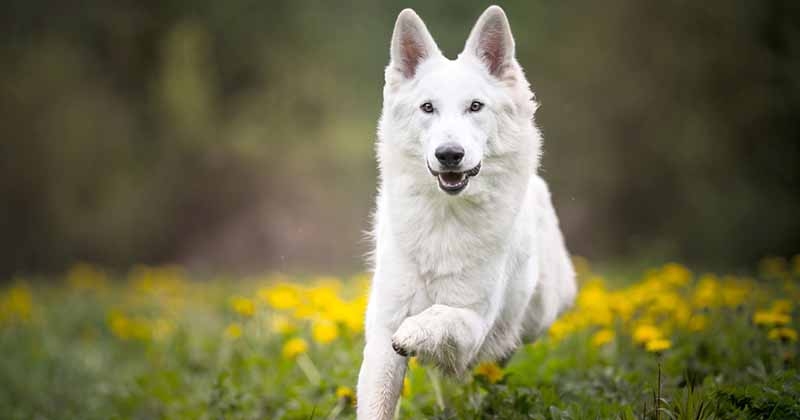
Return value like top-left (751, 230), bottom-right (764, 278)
top-left (388, 9), bottom-right (441, 81)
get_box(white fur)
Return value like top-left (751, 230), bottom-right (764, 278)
top-left (357, 6), bottom-right (576, 419)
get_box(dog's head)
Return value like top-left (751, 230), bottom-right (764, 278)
top-left (379, 6), bottom-right (539, 196)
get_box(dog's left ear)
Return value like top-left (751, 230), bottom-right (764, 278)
top-left (462, 5), bottom-right (516, 78)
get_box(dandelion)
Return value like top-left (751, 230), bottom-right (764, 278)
top-left (408, 356), bottom-right (420, 370)
top-left (258, 283), bottom-right (301, 310)
top-left (224, 323), bottom-right (243, 340)
top-left (282, 337), bottom-right (309, 359)
top-left (645, 338), bottom-right (672, 353)
top-left (107, 311), bottom-right (151, 341)
top-left (633, 324), bottom-right (663, 345)
top-left (311, 319), bottom-right (338, 344)
top-left (770, 299), bottom-right (793, 314)
top-left (548, 316), bottom-right (576, 342)
top-left (687, 314), bottom-right (708, 332)
top-left (0, 283), bottom-right (33, 325)
top-left (753, 310), bottom-right (791, 327)
top-left (608, 293), bottom-right (635, 322)
top-left (767, 327), bottom-right (798, 343)
top-left (402, 377), bottom-right (411, 397)
top-left (231, 297), bottom-right (255, 318)
top-left (336, 386), bottom-right (355, 405)
top-left (325, 298), bottom-right (366, 334)
top-left (474, 361), bottom-right (504, 384)
top-left (692, 274), bottom-right (720, 308)
top-left (591, 328), bottom-right (615, 347)
top-left (329, 385), bottom-right (356, 418)
top-left (661, 263), bottom-right (691, 287)
top-left (108, 312), bottom-right (132, 340)
top-left (720, 276), bottom-right (752, 308)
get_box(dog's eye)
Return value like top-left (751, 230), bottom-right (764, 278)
top-left (420, 102), bottom-right (435, 113)
top-left (469, 101), bottom-right (484, 112)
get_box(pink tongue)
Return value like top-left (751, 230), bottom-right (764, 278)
top-left (441, 172), bottom-right (462, 184)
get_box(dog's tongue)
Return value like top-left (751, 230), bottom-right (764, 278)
top-left (440, 172), bottom-right (464, 185)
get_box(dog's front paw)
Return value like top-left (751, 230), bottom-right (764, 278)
top-left (391, 340), bottom-right (411, 357)
top-left (391, 317), bottom-right (431, 358)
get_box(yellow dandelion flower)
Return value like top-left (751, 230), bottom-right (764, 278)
top-left (771, 299), bottom-right (793, 314)
top-left (336, 386), bottom-right (355, 405)
top-left (692, 274), bottom-right (720, 308)
top-left (108, 312), bottom-right (132, 340)
top-left (591, 328), bottom-right (615, 347)
top-left (258, 283), bottom-right (301, 310)
top-left (718, 276), bottom-right (753, 308)
top-left (474, 361), bottom-right (504, 384)
top-left (341, 304), bottom-right (366, 333)
top-left (224, 323), bottom-right (243, 339)
top-left (768, 327), bottom-right (798, 342)
top-left (325, 299), bottom-right (366, 334)
top-left (577, 277), bottom-right (608, 310)
top-left (308, 285), bottom-right (342, 313)
top-left (311, 319), bottom-right (338, 344)
top-left (608, 293), bottom-right (635, 322)
top-left (645, 338), bottom-right (672, 353)
top-left (408, 356), bottom-right (420, 370)
top-left (402, 377), bottom-right (411, 397)
top-left (688, 315), bottom-right (709, 332)
top-left (1, 283), bottom-right (33, 324)
top-left (282, 337), bottom-right (308, 359)
top-left (107, 311), bottom-right (151, 341)
top-left (661, 263), bottom-right (691, 287)
top-left (753, 310), bottom-right (791, 326)
top-left (548, 318), bottom-right (573, 342)
top-left (232, 297), bottom-right (255, 318)
top-left (633, 324), bottom-right (663, 345)
top-left (292, 300), bottom-right (317, 319)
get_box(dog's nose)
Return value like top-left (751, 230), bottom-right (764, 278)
top-left (435, 143), bottom-right (465, 168)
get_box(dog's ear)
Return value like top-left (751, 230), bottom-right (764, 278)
top-left (389, 9), bottom-right (441, 80)
top-left (462, 5), bottom-right (516, 78)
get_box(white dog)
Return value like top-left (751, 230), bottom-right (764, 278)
top-left (356, 6), bottom-right (577, 419)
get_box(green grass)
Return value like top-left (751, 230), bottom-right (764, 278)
top-left (0, 258), bottom-right (798, 420)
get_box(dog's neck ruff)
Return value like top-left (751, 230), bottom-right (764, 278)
top-left (380, 156), bottom-right (531, 279)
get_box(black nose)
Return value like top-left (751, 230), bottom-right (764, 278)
top-left (435, 143), bottom-right (465, 168)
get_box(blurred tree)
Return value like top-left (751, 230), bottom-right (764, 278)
top-left (0, 0), bottom-right (798, 277)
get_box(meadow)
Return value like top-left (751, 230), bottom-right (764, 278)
top-left (1, 257), bottom-right (798, 420)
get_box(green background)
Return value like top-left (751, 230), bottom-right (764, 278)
top-left (1, 0), bottom-right (799, 276)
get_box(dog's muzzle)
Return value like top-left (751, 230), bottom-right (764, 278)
top-left (427, 162), bottom-right (481, 195)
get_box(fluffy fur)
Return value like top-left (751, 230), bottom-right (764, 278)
top-left (357, 6), bottom-right (577, 419)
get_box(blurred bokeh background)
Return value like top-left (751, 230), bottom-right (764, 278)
top-left (1, 0), bottom-right (798, 278)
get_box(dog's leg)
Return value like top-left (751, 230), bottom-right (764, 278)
top-left (357, 265), bottom-right (412, 420)
top-left (391, 304), bottom-right (489, 375)
top-left (357, 327), bottom-right (407, 420)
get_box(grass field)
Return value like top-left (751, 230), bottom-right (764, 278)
top-left (1, 257), bottom-right (799, 419)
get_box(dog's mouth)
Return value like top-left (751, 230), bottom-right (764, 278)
top-left (427, 162), bottom-right (481, 195)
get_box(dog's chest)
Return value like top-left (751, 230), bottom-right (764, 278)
top-left (392, 197), bottom-right (504, 279)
